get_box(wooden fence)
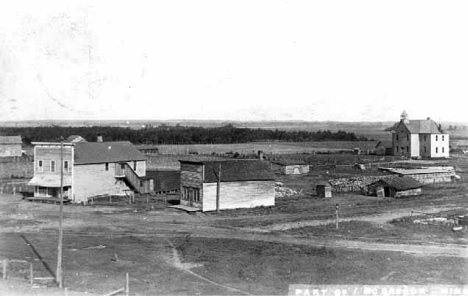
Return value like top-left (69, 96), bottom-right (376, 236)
top-left (2, 259), bottom-right (130, 295)
top-left (103, 273), bottom-right (129, 296)
top-left (1, 258), bottom-right (34, 285)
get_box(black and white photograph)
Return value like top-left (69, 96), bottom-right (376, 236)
top-left (0, 1), bottom-right (467, 295)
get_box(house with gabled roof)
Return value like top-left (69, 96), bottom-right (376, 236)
top-left (28, 137), bottom-right (153, 203)
top-left (179, 159), bottom-right (275, 212)
top-left (392, 111), bottom-right (449, 158)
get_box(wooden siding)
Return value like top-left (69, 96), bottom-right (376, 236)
top-left (201, 181), bottom-right (275, 212)
top-left (392, 123), bottom-right (411, 157)
top-left (0, 144), bottom-right (22, 157)
top-left (35, 146), bottom-right (73, 176)
top-left (180, 164), bottom-right (203, 187)
top-left (406, 172), bottom-right (453, 184)
top-left (282, 164), bottom-right (309, 175)
top-left (316, 185), bottom-right (332, 198)
top-left (430, 134), bottom-right (449, 158)
top-left (126, 160), bottom-right (146, 177)
top-left (180, 163), bottom-right (203, 208)
top-left (395, 188), bottom-right (422, 198)
top-left (410, 134), bottom-right (420, 157)
top-left (73, 163), bottom-right (131, 203)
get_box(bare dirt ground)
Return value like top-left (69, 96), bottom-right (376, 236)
top-left (1, 184), bottom-right (468, 295)
top-left (2, 156), bottom-right (468, 295)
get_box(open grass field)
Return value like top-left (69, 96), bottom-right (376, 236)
top-left (149, 140), bottom-right (387, 155)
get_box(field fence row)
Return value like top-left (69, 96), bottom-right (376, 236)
top-left (1, 258), bottom-right (130, 296)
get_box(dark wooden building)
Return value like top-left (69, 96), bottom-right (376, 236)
top-left (368, 177), bottom-right (422, 198)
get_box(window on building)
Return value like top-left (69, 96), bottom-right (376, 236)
top-left (442, 147), bottom-right (445, 153)
top-left (436, 147), bottom-right (438, 153)
top-left (182, 187), bottom-right (201, 202)
top-left (51, 161), bottom-right (56, 172)
top-left (133, 161), bottom-right (137, 171)
top-left (407, 146), bottom-right (409, 152)
top-left (105, 163), bottom-right (109, 171)
top-left (442, 135), bottom-right (445, 141)
top-left (121, 163), bottom-right (125, 170)
top-left (436, 135), bottom-right (438, 141)
top-left (396, 135), bottom-right (399, 141)
top-left (396, 147), bottom-right (399, 152)
top-left (140, 180), bottom-right (144, 187)
top-left (424, 146), bottom-right (427, 153)
top-left (38, 160), bottom-right (43, 172)
top-left (407, 135), bottom-right (409, 141)
top-left (424, 135), bottom-right (427, 141)
top-left (64, 161), bottom-right (69, 172)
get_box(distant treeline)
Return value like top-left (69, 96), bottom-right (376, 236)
top-left (0, 124), bottom-right (369, 145)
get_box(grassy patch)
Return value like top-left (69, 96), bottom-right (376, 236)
top-left (173, 237), bottom-right (468, 295)
top-left (274, 219), bottom-right (468, 245)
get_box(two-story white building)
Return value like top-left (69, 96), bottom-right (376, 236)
top-left (392, 111), bottom-right (449, 159)
top-left (28, 138), bottom-right (153, 203)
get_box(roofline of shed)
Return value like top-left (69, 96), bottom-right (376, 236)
top-left (32, 142), bottom-right (75, 146)
top-left (75, 159), bottom-right (147, 165)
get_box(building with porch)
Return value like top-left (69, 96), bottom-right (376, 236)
top-left (28, 139), bottom-right (153, 203)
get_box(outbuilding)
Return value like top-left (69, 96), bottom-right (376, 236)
top-left (379, 166), bottom-right (455, 184)
top-left (273, 160), bottom-right (310, 175)
top-left (368, 177), bottom-right (422, 198)
top-left (316, 181), bottom-right (332, 198)
top-left (179, 159), bottom-right (275, 212)
top-left (0, 136), bottom-right (22, 157)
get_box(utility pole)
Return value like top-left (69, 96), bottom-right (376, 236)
top-left (56, 138), bottom-right (64, 288)
top-left (335, 203), bottom-right (339, 229)
top-left (216, 163), bottom-right (221, 212)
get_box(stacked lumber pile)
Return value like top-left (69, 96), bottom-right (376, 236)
top-left (329, 175), bottom-right (394, 192)
top-left (274, 182), bottom-right (298, 197)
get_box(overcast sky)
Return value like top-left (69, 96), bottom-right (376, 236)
top-left (1, 1), bottom-right (467, 122)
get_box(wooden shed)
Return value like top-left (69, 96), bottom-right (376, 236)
top-left (273, 160), bottom-right (310, 175)
top-left (368, 177), bottom-right (422, 198)
top-left (179, 159), bottom-right (275, 212)
top-left (316, 182), bottom-right (332, 198)
top-left (379, 167), bottom-right (455, 184)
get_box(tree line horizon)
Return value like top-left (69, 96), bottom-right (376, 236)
top-left (0, 124), bottom-right (370, 145)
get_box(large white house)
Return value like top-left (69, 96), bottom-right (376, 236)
top-left (28, 137), bottom-right (153, 203)
top-left (392, 111), bottom-right (449, 159)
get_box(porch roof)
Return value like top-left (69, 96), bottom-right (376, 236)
top-left (28, 175), bottom-right (72, 187)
